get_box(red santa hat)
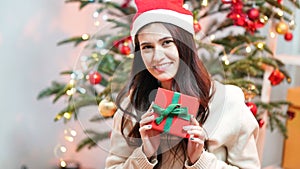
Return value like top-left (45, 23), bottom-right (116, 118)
top-left (131, 0), bottom-right (195, 40)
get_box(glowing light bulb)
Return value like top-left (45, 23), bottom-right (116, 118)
top-left (201, 0), bottom-right (208, 6)
top-left (60, 146), bottom-right (67, 153)
top-left (270, 31), bottom-right (276, 38)
top-left (81, 34), bottom-right (89, 40)
top-left (63, 112), bottom-right (72, 120)
top-left (246, 46), bottom-right (252, 53)
top-left (60, 160), bottom-right (67, 167)
top-left (256, 42), bottom-right (264, 49)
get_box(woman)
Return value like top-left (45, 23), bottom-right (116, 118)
top-left (105, 0), bottom-right (260, 168)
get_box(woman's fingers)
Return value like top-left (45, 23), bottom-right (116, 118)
top-left (140, 115), bottom-right (155, 126)
top-left (141, 102), bottom-right (154, 119)
top-left (139, 124), bottom-right (152, 133)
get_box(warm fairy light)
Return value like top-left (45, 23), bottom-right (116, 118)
top-left (246, 46), bottom-right (252, 53)
top-left (63, 112), bottom-right (72, 120)
top-left (259, 15), bottom-right (268, 24)
top-left (224, 60), bottom-right (230, 65)
top-left (96, 40), bottom-right (104, 48)
top-left (94, 21), bottom-right (100, 26)
top-left (256, 42), bottom-right (264, 49)
top-left (69, 79), bottom-right (75, 86)
top-left (60, 160), bottom-right (67, 167)
top-left (81, 34), bottom-right (89, 40)
top-left (277, 10), bottom-right (284, 17)
top-left (70, 130), bottom-right (77, 136)
top-left (60, 146), bottom-right (67, 153)
top-left (65, 136), bottom-right (74, 142)
top-left (221, 55), bottom-right (230, 65)
top-left (93, 11), bottom-right (99, 18)
top-left (102, 14), bottom-right (108, 20)
top-left (210, 34), bottom-right (215, 40)
top-left (201, 0), bottom-right (208, 7)
top-left (270, 31), bottom-right (276, 38)
top-left (127, 54), bottom-right (134, 58)
top-left (182, 3), bottom-right (190, 10)
top-left (66, 88), bottom-right (76, 96)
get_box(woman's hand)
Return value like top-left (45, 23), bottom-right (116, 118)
top-left (183, 116), bottom-right (206, 164)
top-left (139, 102), bottom-right (161, 158)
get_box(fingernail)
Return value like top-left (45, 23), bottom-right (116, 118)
top-left (190, 137), bottom-right (194, 140)
top-left (183, 126), bottom-right (191, 131)
top-left (147, 125), bottom-right (152, 129)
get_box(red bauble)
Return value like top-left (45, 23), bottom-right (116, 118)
top-left (245, 102), bottom-right (258, 116)
top-left (88, 71), bottom-right (102, 85)
top-left (247, 8), bottom-right (260, 21)
top-left (119, 44), bottom-right (131, 55)
top-left (268, 69), bottom-right (285, 86)
top-left (257, 119), bottom-right (265, 128)
top-left (277, 0), bottom-right (282, 4)
top-left (284, 32), bottom-right (293, 41)
top-left (193, 20), bottom-right (201, 33)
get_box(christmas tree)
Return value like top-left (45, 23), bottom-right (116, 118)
top-left (38, 0), bottom-right (299, 152)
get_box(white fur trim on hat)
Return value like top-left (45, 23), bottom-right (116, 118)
top-left (131, 9), bottom-right (194, 40)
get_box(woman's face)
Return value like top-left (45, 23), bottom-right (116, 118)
top-left (138, 23), bottom-right (180, 85)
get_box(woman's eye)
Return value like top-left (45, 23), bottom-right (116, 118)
top-left (163, 40), bottom-right (174, 46)
top-left (141, 45), bottom-right (153, 50)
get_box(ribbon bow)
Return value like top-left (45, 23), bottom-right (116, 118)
top-left (153, 103), bottom-right (190, 124)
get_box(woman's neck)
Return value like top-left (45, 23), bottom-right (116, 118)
top-left (160, 80), bottom-right (172, 90)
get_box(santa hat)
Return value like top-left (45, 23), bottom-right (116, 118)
top-left (131, 0), bottom-right (195, 40)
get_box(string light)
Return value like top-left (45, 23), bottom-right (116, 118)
top-left (246, 46), bottom-right (252, 53)
top-left (60, 160), bottom-right (67, 168)
top-left (277, 10), bottom-right (284, 17)
top-left (63, 112), bottom-right (72, 120)
top-left (256, 42), bottom-right (264, 49)
top-left (81, 34), bottom-right (89, 40)
top-left (210, 34), bottom-right (216, 40)
top-left (66, 88), bottom-right (76, 96)
top-left (270, 31), bottom-right (276, 38)
top-left (201, 0), bottom-right (208, 7)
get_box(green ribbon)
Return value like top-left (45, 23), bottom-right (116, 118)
top-left (153, 92), bottom-right (190, 133)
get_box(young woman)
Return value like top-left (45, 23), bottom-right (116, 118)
top-left (105, 0), bottom-right (261, 168)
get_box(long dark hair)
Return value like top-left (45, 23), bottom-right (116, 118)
top-left (115, 22), bottom-right (213, 168)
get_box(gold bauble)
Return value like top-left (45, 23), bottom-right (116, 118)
top-left (275, 21), bottom-right (289, 35)
top-left (98, 99), bottom-right (117, 117)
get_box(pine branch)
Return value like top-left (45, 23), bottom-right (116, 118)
top-left (76, 130), bottom-right (111, 151)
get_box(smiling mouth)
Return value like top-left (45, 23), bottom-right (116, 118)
top-left (152, 62), bottom-right (172, 71)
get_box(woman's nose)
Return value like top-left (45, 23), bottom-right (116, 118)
top-left (153, 47), bottom-right (164, 61)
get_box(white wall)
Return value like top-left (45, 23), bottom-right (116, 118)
top-left (0, 1), bottom-right (299, 169)
top-left (0, 1), bottom-right (108, 169)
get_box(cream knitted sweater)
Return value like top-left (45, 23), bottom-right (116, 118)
top-left (105, 81), bottom-right (261, 169)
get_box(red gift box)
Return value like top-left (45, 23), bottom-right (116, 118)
top-left (150, 88), bottom-right (200, 138)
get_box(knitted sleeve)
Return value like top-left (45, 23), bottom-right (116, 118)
top-left (105, 109), bottom-right (158, 169)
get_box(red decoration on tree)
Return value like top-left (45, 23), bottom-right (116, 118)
top-left (245, 102), bottom-right (258, 116)
top-left (284, 32), bottom-right (293, 41)
top-left (277, 0), bottom-right (282, 4)
top-left (88, 71), bottom-right (102, 85)
top-left (119, 43), bottom-right (131, 55)
top-left (268, 69), bottom-right (285, 86)
top-left (121, 0), bottom-right (131, 8)
top-left (258, 118), bottom-right (265, 128)
top-left (247, 8), bottom-right (260, 21)
top-left (287, 110), bottom-right (296, 120)
top-left (193, 20), bottom-right (201, 33)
